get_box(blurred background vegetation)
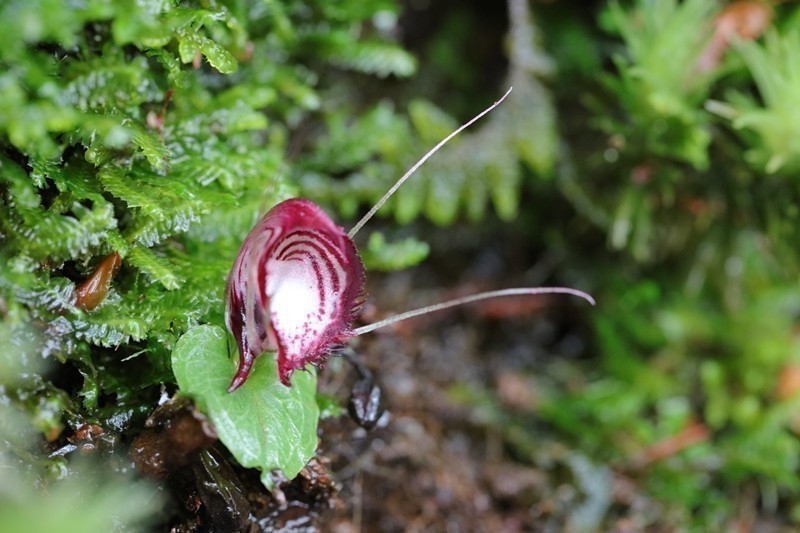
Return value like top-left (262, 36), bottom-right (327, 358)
top-left (3, 0), bottom-right (800, 530)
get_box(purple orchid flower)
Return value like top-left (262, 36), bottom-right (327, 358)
top-left (224, 88), bottom-right (595, 391)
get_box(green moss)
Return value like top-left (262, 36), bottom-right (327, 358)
top-left (0, 0), bottom-right (415, 527)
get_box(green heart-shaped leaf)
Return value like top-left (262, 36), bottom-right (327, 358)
top-left (172, 325), bottom-right (318, 488)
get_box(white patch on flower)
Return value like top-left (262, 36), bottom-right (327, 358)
top-left (264, 227), bottom-right (351, 363)
top-left (267, 256), bottom-right (320, 353)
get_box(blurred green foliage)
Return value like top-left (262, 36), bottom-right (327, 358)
top-left (528, 0), bottom-right (800, 528)
top-left (717, 29), bottom-right (800, 173)
top-left (299, 0), bottom-right (557, 225)
top-left (600, 0), bottom-right (719, 169)
top-left (0, 321), bottom-right (160, 532)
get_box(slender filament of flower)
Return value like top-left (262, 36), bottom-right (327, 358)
top-left (348, 87), bottom-right (514, 239)
top-left (352, 287), bottom-right (595, 336)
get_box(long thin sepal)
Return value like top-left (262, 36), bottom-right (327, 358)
top-left (352, 287), bottom-right (595, 336)
top-left (347, 87), bottom-right (513, 239)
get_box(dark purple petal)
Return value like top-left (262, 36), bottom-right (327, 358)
top-left (225, 198), bottom-right (365, 390)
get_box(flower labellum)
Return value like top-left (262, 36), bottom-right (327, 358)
top-left (225, 198), bottom-right (364, 391)
top-left (225, 88), bottom-right (595, 391)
